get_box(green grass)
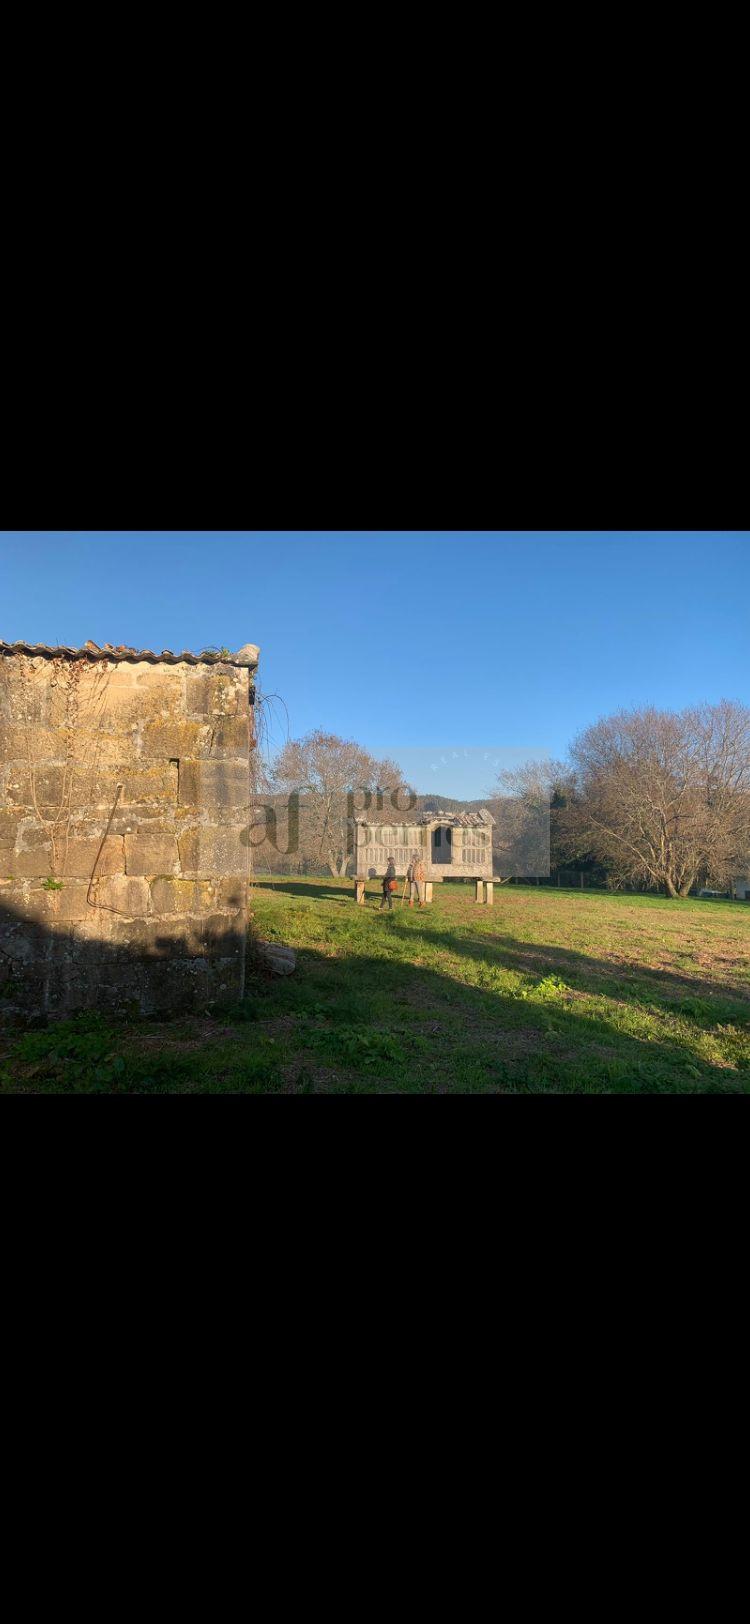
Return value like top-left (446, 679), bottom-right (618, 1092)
top-left (3, 878), bottom-right (750, 1092)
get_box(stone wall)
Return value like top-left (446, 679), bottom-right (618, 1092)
top-left (0, 645), bottom-right (257, 1015)
top-left (352, 816), bottom-right (494, 880)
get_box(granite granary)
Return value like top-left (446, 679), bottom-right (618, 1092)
top-left (350, 808), bottom-right (496, 903)
top-left (0, 640), bottom-right (259, 1015)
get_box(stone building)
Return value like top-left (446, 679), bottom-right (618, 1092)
top-left (0, 639), bottom-right (259, 1015)
top-left (351, 808), bottom-right (495, 903)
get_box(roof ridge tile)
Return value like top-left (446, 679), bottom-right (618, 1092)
top-left (0, 640), bottom-right (259, 669)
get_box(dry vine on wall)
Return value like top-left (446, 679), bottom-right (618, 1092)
top-left (5, 655), bottom-right (113, 881)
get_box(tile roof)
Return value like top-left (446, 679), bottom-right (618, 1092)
top-left (352, 808), bottom-right (495, 827)
top-left (0, 640), bottom-right (259, 668)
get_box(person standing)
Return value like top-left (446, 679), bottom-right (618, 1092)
top-left (380, 855), bottom-right (397, 910)
top-left (413, 851), bottom-right (426, 907)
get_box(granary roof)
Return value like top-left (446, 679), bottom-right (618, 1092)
top-left (352, 808), bottom-right (495, 828)
top-left (0, 640), bottom-right (260, 668)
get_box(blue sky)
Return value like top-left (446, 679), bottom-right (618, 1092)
top-left (2, 533), bottom-right (748, 796)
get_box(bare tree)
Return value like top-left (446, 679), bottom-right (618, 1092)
top-left (490, 758), bottom-right (572, 879)
top-left (271, 730), bottom-right (410, 876)
top-left (570, 702), bottom-right (750, 897)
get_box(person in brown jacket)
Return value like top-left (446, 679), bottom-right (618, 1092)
top-left (407, 850), bottom-right (426, 907)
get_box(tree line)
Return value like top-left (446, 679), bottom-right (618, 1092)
top-left (497, 699), bottom-right (750, 897)
top-left (252, 701), bottom-right (750, 898)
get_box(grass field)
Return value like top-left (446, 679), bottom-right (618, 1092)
top-left (2, 878), bottom-right (750, 1092)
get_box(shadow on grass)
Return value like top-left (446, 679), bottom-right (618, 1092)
top-left (399, 922), bottom-right (750, 1018)
top-left (2, 889), bottom-right (748, 1093)
top-left (238, 941), bottom-right (750, 1093)
top-left (252, 879), bottom-right (353, 903)
top-left (256, 880), bottom-right (750, 1013)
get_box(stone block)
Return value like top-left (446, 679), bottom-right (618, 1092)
top-left (111, 803), bottom-right (172, 828)
top-left (0, 920), bottom-right (39, 964)
top-left (18, 880), bottom-right (92, 923)
top-left (256, 940), bottom-right (296, 976)
top-left (109, 916), bottom-right (188, 958)
top-left (211, 878), bottom-right (246, 912)
top-left (107, 915), bottom-right (240, 960)
top-left (150, 876), bottom-right (216, 916)
top-left (61, 835), bottom-right (125, 880)
top-left (0, 672), bottom-right (13, 723)
top-left (195, 914), bottom-right (243, 954)
top-left (62, 731), bottom-right (126, 769)
top-left (5, 763), bottom-right (67, 810)
top-left (178, 759), bottom-right (249, 813)
top-left (97, 669), bottom-right (185, 728)
top-left (0, 811), bottom-right (20, 865)
top-left (8, 840), bottom-right (55, 879)
top-left (47, 882), bottom-right (95, 924)
top-left (124, 832), bottom-right (180, 877)
top-left (178, 825), bottom-right (248, 879)
top-left (139, 720), bottom-right (211, 760)
top-left (0, 727), bottom-right (19, 765)
top-left (78, 764), bottom-right (178, 823)
top-left (87, 874), bottom-right (152, 917)
top-left (77, 762), bottom-right (178, 815)
top-left (88, 955), bottom-right (218, 1016)
top-left (2, 658), bottom-right (115, 731)
top-left (208, 717), bottom-right (250, 756)
top-left (0, 726), bottom-right (62, 763)
top-left (3, 767), bottom-right (30, 810)
top-left (14, 819), bottom-right (52, 850)
top-left (132, 668), bottom-right (185, 710)
top-left (45, 957), bottom-right (150, 1013)
top-left (185, 672), bottom-right (243, 718)
top-left (121, 762), bottom-right (179, 805)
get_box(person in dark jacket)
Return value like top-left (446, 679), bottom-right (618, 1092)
top-left (380, 855), bottom-right (397, 910)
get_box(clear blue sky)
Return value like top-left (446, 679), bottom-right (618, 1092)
top-left (2, 533), bottom-right (748, 796)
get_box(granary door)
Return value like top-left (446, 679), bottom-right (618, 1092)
top-left (431, 826), bottom-right (452, 864)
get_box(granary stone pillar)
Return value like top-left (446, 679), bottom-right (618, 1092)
top-left (355, 879), bottom-right (365, 905)
top-left (424, 881), bottom-right (433, 903)
top-left (475, 879), bottom-right (485, 903)
top-left (486, 882), bottom-right (494, 906)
